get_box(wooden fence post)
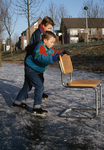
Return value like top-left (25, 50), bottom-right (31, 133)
top-left (0, 41), bottom-right (2, 67)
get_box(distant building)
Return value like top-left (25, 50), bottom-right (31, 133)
top-left (2, 40), bottom-right (6, 51)
top-left (19, 18), bottom-right (42, 50)
top-left (56, 18), bottom-right (104, 44)
top-left (6, 38), bottom-right (10, 51)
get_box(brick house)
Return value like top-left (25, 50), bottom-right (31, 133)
top-left (20, 18), bottom-right (42, 50)
top-left (56, 18), bottom-right (104, 44)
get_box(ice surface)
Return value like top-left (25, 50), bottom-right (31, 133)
top-left (0, 63), bottom-right (104, 150)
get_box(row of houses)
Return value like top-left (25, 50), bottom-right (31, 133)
top-left (60, 18), bottom-right (104, 44)
top-left (16, 18), bottom-right (104, 50)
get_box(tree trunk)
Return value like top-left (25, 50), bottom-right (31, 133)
top-left (10, 34), bottom-right (13, 61)
top-left (27, 0), bottom-right (30, 42)
top-left (62, 18), bottom-right (64, 44)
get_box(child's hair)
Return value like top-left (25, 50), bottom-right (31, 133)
top-left (41, 16), bottom-right (55, 27)
top-left (42, 31), bottom-right (56, 41)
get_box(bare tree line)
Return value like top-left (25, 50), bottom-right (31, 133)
top-left (0, 0), bottom-right (5, 40)
top-left (0, 0), bottom-right (18, 60)
top-left (0, 0), bottom-right (104, 47)
top-left (0, 0), bottom-right (69, 46)
top-left (12, 0), bottom-right (44, 41)
top-left (79, 0), bottom-right (104, 18)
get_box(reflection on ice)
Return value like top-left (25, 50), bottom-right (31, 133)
top-left (0, 63), bottom-right (104, 150)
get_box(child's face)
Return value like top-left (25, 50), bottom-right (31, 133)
top-left (43, 24), bottom-right (53, 31)
top-left (44, 37), bottom-right (56, 49)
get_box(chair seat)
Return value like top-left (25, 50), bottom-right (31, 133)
top-left (67, 80), bottom-right (101, 87)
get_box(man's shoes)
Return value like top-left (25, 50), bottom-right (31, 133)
top-left (12, 102), bottom-right (27, 108)
top-left (42, 93), bottom-right (49, 101)
top-left (33, 108), bottom-right (48, 115)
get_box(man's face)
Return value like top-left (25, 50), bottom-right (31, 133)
top-left (43, 24), bottom-right (53, 31)
top-left (44, 37), bottom-right (56, 49)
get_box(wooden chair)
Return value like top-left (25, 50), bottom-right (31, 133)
top-left (59, 54), bottom-right (102, 120)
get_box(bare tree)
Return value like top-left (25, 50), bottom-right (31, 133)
top-left (79, 0), bottom-right (103, 18)
top-left (44, 1), bottom-right (57, 32)
top-left (44, 2), bottom-right (69, 32)
top-left (12, 0), bottom-right (44, 41)
top-left (44, 2), bottom-right (69, 44)
top-left (2, 0), bottom-right (17, 60)
top-left (100, 0), bottom-right (104, 16)
top-left (100, 0), bottom-right (104, 4)
top-left (43, 2), bottom-right (69, 44)
top-left (0, 0), bottom-right (4, 67)
top-left (0, 0), bottom-right (5, 40)
top-left (12, 33), bottom-right (19, 49)
top-left (57, 4), bottom-right (69, 44)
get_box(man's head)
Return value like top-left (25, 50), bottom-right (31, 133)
top-left (41, 16), bottom-right (55, 31)
top-left (42, 31), bottom-right (56, 48)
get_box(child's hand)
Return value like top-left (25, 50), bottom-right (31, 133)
top-left (63, 50), bottom-right (70, 55)
top-left (56, 53), bottom-right (63, 60)
top-left (52, 53), bottom-right (63, 61)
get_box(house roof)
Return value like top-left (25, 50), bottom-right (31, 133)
top-left (30, 18), bottom-right (42, 26)
top-left (62, 18), bottom-right (104, 28)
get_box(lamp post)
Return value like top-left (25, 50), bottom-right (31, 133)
top-left (84, 6), bottom-right (88, 43)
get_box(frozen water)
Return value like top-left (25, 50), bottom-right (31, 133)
top-left (0, 63), bottom-right (104, 150)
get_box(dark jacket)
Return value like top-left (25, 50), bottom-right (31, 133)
top-left (25, 23), bottom-right (45, 60)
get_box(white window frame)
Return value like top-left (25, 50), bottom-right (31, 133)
top-left (92, 28), bottom-right (96, 35)
top-left (70, 29), bottom-right (78, 35)
top-left (88, 28), bottom-right (96, 35)
top-left (34, 22), bottom-right (38, 28)
top-left (70, 37), bottom-right (78, 43)
top-left (24, 39), bottom-right (27, 48)
top-left (102, 28), bottom-right (104, 35)
top-left (80, 29), bottom-right (84, 33)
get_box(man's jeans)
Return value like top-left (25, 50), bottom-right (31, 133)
top-left (15, 65), bottom-right (44, 108)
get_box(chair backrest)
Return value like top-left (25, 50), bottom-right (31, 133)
top-left (59, 54), bottom-right (73, 75)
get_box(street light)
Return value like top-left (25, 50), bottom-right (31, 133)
top-left (84, 6), bottom-right (88, 43)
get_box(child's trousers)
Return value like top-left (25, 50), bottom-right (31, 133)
top-left (15, 65), bottom-right (44, 108)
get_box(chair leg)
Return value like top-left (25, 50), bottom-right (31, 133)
top-left (60, 85), bottom-right (102, 120)
top-left (95, 84), bottom-right (102, 117)
top-left (100, 84), bottom-right (102, 108)
top-left (95, 87), bottom-right (98, 117)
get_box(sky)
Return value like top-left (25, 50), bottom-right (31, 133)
top-left (4, 0), bottom-right (101, 41)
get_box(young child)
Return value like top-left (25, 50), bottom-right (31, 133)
top-left (13, 31), bottom-right (69, 115)
top-left (25, 16), bottom-right (55, 100)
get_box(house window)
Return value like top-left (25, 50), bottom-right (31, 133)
top-left (89, 28), bottom-right (96, 35)
top-left (22, 31), bottom-right (26, 36)
top-left (102, 28), bottom-right (104, 35)
top-left (80, 29), bottom-right (84, 33)
top-left (92, 28), bottom-right (96, 35)
top-left (34, 22), bottom-right (38, 28)
top-left (70, 37), bottom-right (78, 43)
top-left (24, 40), bottom-right (27, 48)
top-left (70, 29), bottom-right (78, 35)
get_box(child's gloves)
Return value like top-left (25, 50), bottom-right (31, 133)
top-left (52, 53), bottom-right (63, 62)
top-left (63, 50), bottom-right (70, 55)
